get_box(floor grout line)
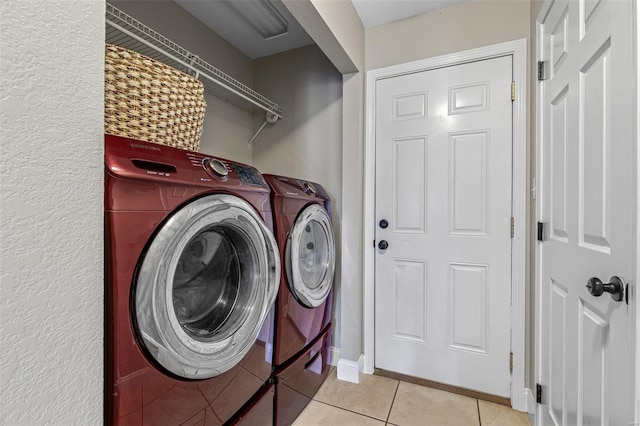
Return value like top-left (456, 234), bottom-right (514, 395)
top-left (312, 399), bottom-right (390, 423)
top-left (309, 371), bottom-right (529, 425)
top-left (386, 380), bottom-right (400, 424)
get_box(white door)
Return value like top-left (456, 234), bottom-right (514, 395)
top-left (374, 56), bottom-right (514, 397)
top-left (537, 0), bottom-right (635, 425)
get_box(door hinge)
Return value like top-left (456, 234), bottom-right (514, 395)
top-left (510, 217), bottom-right (515, 238)
top-left (509, 352), bottom-right (513, 374)
top-left (537, 222), bottom-right (545, 242)
top-left (538, 60), bottom-right (549, 81)
top-left (511, 81), bottom-right (516, 101)
top-left (536, 383), bottom-right (543, 403)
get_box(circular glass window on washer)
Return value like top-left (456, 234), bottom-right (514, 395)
top-left (172, 226), bottom-right (254, 341)
top-left (286, 204), bottom-right (335, 308)
top-left (135, 194), bottom-right (280, 380)
top-left (298, 220), bottom-right (330, 289)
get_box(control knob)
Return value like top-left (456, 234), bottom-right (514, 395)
top-left (203, 158), bottom-right (228, 178)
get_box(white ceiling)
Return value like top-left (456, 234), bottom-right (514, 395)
top-left (176, 0), bottom-right (469, 59)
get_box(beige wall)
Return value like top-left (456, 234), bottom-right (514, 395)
top-left (252, 44), bottom-right (344, 346)
top-left (366, 0), bottom-right (530, 71)
top-left (311, 0), bottom-right (365, 70)
top-left (338, 71), bottom-right (366, 362)
top-left (200, 94), bottom-right (254, 165)
top-left (283, 0), bottom-right (364, 73)
top-left (252, 45), bottom-right (343, 193)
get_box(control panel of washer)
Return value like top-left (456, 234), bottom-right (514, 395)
top-left (228, 163), bottom-right (264, 186)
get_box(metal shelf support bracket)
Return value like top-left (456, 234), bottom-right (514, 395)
top-left (248, 111), bottom-right (279, 149)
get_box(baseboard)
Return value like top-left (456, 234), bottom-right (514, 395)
top-left (525, 387), bottom-right (536, 414)
top-left (336, 354), bottom-right (364, 384)
top-left (328, 346), bottom-right (340, 366)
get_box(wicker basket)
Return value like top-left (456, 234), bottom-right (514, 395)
top-left (104, 44), bottom-right (206, 152)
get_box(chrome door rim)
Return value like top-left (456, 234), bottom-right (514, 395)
top-left (285, 203), bottom-right (335, 308)
top-left (134, 194), bottom-right (279, 380)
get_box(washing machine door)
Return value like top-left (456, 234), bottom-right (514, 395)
top-left (285, 203), bottom-right (335, 308)
top-left (134, 194), bottom-right (280, 380)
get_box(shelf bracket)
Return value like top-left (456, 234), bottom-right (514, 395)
top-left (248, 111), bottom-right (279, 149)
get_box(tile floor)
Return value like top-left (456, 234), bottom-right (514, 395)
top-left (292, 368), bottom-right (531, 426)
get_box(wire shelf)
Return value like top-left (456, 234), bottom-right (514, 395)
top-left (105, 3), bottom-right (282, 118)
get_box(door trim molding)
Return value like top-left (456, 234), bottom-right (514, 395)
top-left (635, 2), bottom-right (640, 423)
top-left (362, 38), bottom-right (528, 411)
top-left (534, 8), bottom-right (547, 426)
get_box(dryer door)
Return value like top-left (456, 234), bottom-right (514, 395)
top-left (285, 204), bottom-right (335, 308)
top-left (134, 194), bottom-right (280, 380)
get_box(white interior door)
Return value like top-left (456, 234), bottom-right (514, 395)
top-left (537, 0), bottom-right (635, 424)
top-left (374, 56), bottom-right (514, 397)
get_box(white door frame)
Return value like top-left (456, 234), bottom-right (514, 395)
top-left (636, 2), bottom-right (640, 421)
top-left (363, 39), bottom-right (529, 412)
top-left (534, 2), bottom-right (640, 423)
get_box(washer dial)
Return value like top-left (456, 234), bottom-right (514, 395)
top-left (203, 158), bottom-right (228, 178)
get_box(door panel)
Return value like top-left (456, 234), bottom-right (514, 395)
top-left (538, 0), bottom-right (635, 424)
top-left (450, 263), bottom-right (488, 353)
top-left (393, 137), bottom-right (427, 233)
top-left (450, 131), bottom-right (489, 235)
top-left (374, 56), bottom-right (513, 397)
top-left (393, 260), bottom-right (427, 343)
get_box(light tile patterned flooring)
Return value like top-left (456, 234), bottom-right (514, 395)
top-left (292, 368), bottom-right (531, 426)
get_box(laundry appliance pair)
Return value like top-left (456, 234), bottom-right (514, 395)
top-left (105, 134), bottom-right (335, 425)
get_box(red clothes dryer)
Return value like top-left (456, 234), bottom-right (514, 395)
top-left (105, 134), bottom-right (280, 425)
top-left (264, 175), bottom-right (336, 426)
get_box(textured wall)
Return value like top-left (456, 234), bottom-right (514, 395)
top-left (0, 1), bottom-right (105, 424)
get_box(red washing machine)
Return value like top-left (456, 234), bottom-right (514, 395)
top-left (264, 175), bottom-right (336, 426)
top-left (105, 134), bottom-right (280, 425)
